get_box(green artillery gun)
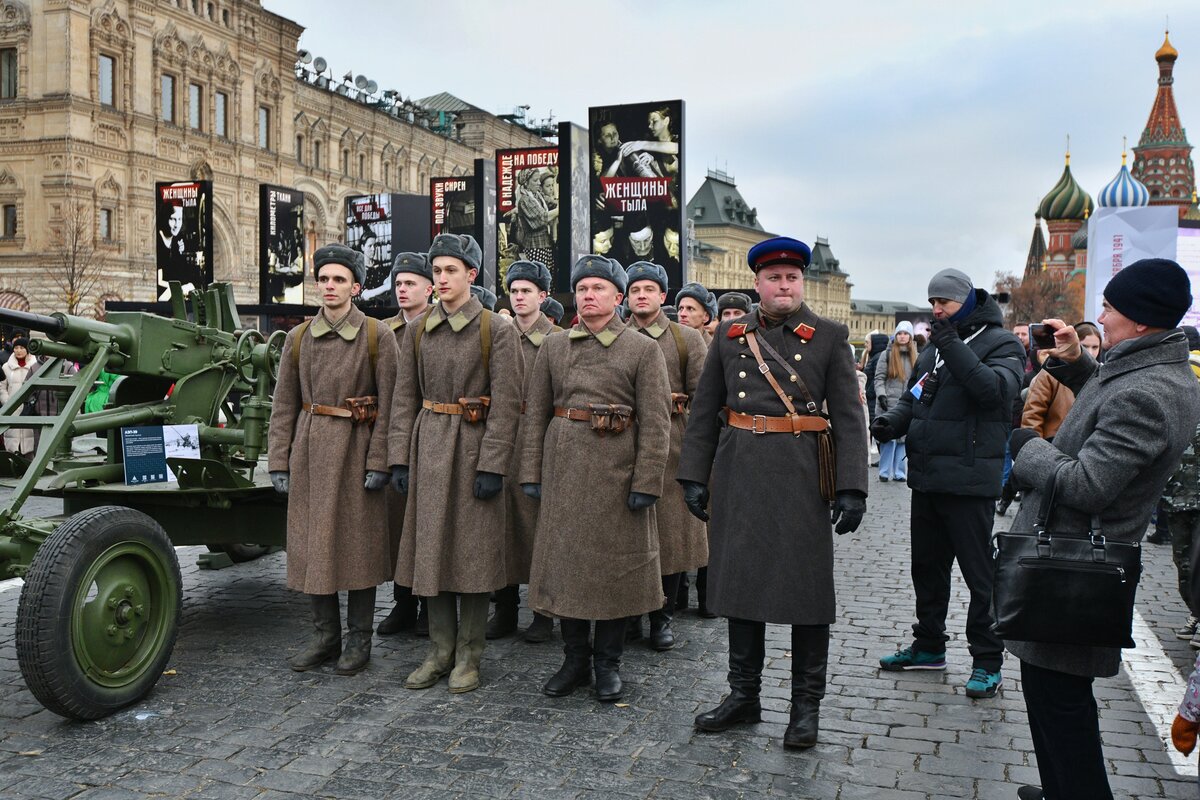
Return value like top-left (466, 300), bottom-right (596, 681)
top-left (0, 282), bottom-right (286, 720)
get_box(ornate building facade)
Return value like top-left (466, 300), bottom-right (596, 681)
top-left (1131, 32), bottom-right (1195, 210)
top-left (0, 0), bottom-right (546, 315)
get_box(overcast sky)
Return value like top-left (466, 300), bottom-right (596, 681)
top-left (266, 0), bottom-right (1199, 305)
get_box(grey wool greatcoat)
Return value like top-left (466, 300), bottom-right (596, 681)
top-left (628, 311), bottom-right (710, 574)
top-left (382, 309), bottom-right (428, 570)
top-left (521, 313), bottom-right (673, 620)
top-left (268, 305), bottom-right (399, 595)
top-left (389, 296), bottom-right (523, 597)
top-left (1007, 329), bottom-right (1200, 678)
top-left (677, 304), bottom-right (869, 625)
top-left (503, 312), bottom-right (559, 586)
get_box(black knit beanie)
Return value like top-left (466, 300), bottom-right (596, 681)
top-left (1103, 258), bottom-right (1192, 329)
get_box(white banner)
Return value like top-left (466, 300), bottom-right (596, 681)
top-left (1084, 206), bottom-right (1179, 324)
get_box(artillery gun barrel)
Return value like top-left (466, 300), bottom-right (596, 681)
top-left (0, 307), bottom-right (65, 337)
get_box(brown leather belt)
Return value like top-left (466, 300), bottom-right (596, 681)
top-left (726, 407), bottom-right (829, 434)
top-left (303, 402), bottom-right (353, 418)
top-left (553, 407), bottom-right (593, 422)
top-left (422, 397), bottom-right (491, 415)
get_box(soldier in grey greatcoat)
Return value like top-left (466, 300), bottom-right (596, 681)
top-left (389, 234), bottom-right (523, 694)
top-left (269, 244), bottom-right (399, 676)
top-left (520, 254), bottom-right (672, 703)
top-left (488, 260), bottom-right (560, 643)
top-left (376, 252), bottom-right (433, 636)
top-left (1005, 258), bottom-right (1200, 800)
top-left (678, 236), bottom-right (868, 749)
top-left (624, 261), bottom-right (708, 650)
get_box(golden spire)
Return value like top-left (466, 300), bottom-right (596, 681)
top-left (1121, 135), bottom-right (1128, 165)
top-left (1157, 29), bottom-right (1178, 61)
top-left (1065, 133), bottom-right (1071, 166)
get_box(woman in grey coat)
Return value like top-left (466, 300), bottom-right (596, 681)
top-left (872, 321), bottom-right (917, 481)
top-left (1006, 258), bottom-right (1200, 800)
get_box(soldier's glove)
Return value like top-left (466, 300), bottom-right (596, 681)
top-left (1009, 428), bottom-right (1038, 461)
top-left (870, 417), bottom-right (896, 443)
top-left (679, 480), bottom-right (710, 522)
top-left (390, 465), bottom-right (410, 494)
top-left (627, 491), bottom-right (657, 511)
top-left (930, 318), bottom-right (960, 350)
top-left (1172, 714), bottom-right (1199, 755)
top-left (364, 470), bottom-right (389, 491)
top-left (831, 491), bottom-right (866, 535)
top-left (474, 471), bottom-right (503, 500)
top-left (521, 483), bottom-right (542, 500)
top-left (269, 471), bottom-right (289, 495)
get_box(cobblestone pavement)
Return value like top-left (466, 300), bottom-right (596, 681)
top-left (0, 478), bottom-right (1196, 799)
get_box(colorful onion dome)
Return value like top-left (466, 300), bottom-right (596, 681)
top-left (1037, 153), bottom-right (1095, 221)
top-left (1157, 31), bottom-right (1178, 62)
top-left (1098, 150), bottom-right (1151, 207)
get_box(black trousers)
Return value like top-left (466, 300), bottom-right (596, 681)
top-left (1167, 509), bottom-right (1200, 614)
top-left (1020, 660), bottom-right (1112, 800)
top-left (909, 490), bottom-right (1004, 671)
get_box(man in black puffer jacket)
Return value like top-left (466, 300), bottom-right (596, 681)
top-left (871, 268), bottom-right (1025, 699)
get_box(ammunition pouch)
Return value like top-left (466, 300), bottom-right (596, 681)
top-left (588, 403), bottom-right (634, 436)
top-left (458, 396), bottom-right (491, 424)
top-left (344, 395), bottom-right (379, 425)
top-left (670, 392), bottom-right (690, 416)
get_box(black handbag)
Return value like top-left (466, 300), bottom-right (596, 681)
top-left (991, 465), bottom-right (1141, 648)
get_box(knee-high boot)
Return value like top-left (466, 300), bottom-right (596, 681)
top-left (377, 583), bottom-right (418, 635)
top-left (289, 593), bottom-right (341, 672)
top-left (405, 593), bottom-right (457, 689)
top-left (486, 584), bottom-right (520, 640)
top-left (592, 618), bottom-right (626, 702)
top-left (542, 617), bottom-right (592, 696)
top-left (784, 624), bottom-right (829, 749)
top-left (694, 617), bottom-right (765, 731)
top-left (335, 587), bottom-right (376, 675)
top-left (649, 573), bottom-right (682, 651)
top-left (450, 592), bottom-right (490, 693)
top-left (696, 567), bottom-right (717, 618)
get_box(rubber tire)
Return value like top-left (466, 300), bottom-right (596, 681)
top-left (16, 506), bottom-right (181, 720)
top-left (205, 543), bottom-right (271, 563)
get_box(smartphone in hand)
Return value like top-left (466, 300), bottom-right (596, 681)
top-left (1029, 323), bottom-right (1057, 350)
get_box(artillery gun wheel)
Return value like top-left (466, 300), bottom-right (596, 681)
top-left (15, 506), bottom-right (181, 720)
top-left (205, 543), bottom-right (271, 563)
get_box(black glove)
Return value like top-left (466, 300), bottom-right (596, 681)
top-left (831, 491), bottom-right (866, 535)
top-left (930, 318), bottom-right (960, 350)
top-left (522, 483), bottom-right (542, 500)
top-left (22, 396), bottom-right (37, 414)
top-left (364, 470), bottom-right (389, 491)
top-left (876, 395), bottom-right (889, 412)
top-left (1009, 428), bottom-right (1039, 460)
top-left (870, 417), bottom-right (896, 443)
top-left (680, 480), bottom-right (710, 522)
top-left (627, 491), bottom-right (657, 511)
top-left (474, 471), bottom-right (503, 500)
top-left (270, 471), bottom-right (289, 494)
top-left (390, 465), bottom-right (409, 494)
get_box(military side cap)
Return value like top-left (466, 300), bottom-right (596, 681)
top-left (625, 261), bottom-right (668, 292)
top-left (429, 233), bottom-right (482, 272)
top-left (540, 296), bottom-right (564, 323)
top-left (506, 260), bottom-right (552, 293)
top-left (390, 251), bottom-right (431, 283)
top-left (313, 243), bottom-right (366, 285)
top-left (571, 254), bottom-right (627, 293)
top-left (718, 291), bottom-right (753, 314)
top-left (747, 236), bottom-right (811, 272)
top-left (676, 281), bottom-right (715, 321)
top-left (470, 284), bottom-right (498, 310)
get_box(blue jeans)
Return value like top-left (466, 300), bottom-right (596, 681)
top-left (1000, 438), bottom-right (1013, 490)
top-left (879, 440), bottom-right (907, 480)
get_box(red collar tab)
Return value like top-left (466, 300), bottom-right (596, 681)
top-left (727, 322), bottom-right (748, 339)
top-left (793, 323), bottom-right (815, 340)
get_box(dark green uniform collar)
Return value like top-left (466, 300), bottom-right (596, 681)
top-left (426, 296), bottom-right (484, 333)
top-left (568, 312), bottom-right (627, 348)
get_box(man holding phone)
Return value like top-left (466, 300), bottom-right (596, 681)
top-left (871, 268), bottom-right (1025, 699)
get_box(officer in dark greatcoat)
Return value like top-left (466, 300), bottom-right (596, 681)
top-left (677, 236), bottom-right (868, 749)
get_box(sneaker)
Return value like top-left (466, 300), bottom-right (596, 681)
top-left (879, 647), bottom-right (946, 671)
top-left (1191, 629), bottom-right (1200, 651)
top-left (1177, 615), bottom-right (1199, 640)
top-left (965, 667), bottom-right (1002, 698)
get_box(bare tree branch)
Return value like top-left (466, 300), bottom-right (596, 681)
top-left (46, 201), bottom-right (106, 315)
top-left (994, 269), bottom-right (1083, 326)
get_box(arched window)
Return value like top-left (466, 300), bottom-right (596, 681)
top-left (342, 148), bottom-right (349, 175)
top-left (358, 153), bottom-right (365, 180)
top-left (295, 134), bottom-right (304, 165)
top-left (313, 140), bottom-right (321, 169)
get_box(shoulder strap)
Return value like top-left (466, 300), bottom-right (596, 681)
top-left (480, 309), bottom-right (492, 386)
top-left (367, 317), bottom-right (378, 372)
top-left (745, 331), bottom-right (823, 416)
top-left (292, 320), bottom-right (311, 370)
top-left (413, 317), bottom-right (426, 363)
top-left (668, 321), bottom-right (688, 380)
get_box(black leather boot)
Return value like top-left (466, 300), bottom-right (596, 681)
top-left (592, 618), bottom-right (625, 702)
top-left (696, 567), bottom-right (717, 619)
top-left (486, 584), bottom-right (520, 639)
top-left (625, 615), bottom-right (643, 642)
top-left (695, 618), bottom-right (765, 732)
top-left (335, 587), bottom-right (376, 675)
top-left (415, 596), bottom-right (429, 637)
top-left (377, 583), bottom-right (418, 635)
top-left (543, 618), bottom-right (592, 696)
top-left (650, 573), bottom-right (681, 651)
top-left (524, 612), bottom-right (554, 643)
top-left (676, 571), bottom-right (690, 611)
top-left (784, 624), bottom-right (829, 749)
top-left (289, 593), bottom-right (341, 671)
